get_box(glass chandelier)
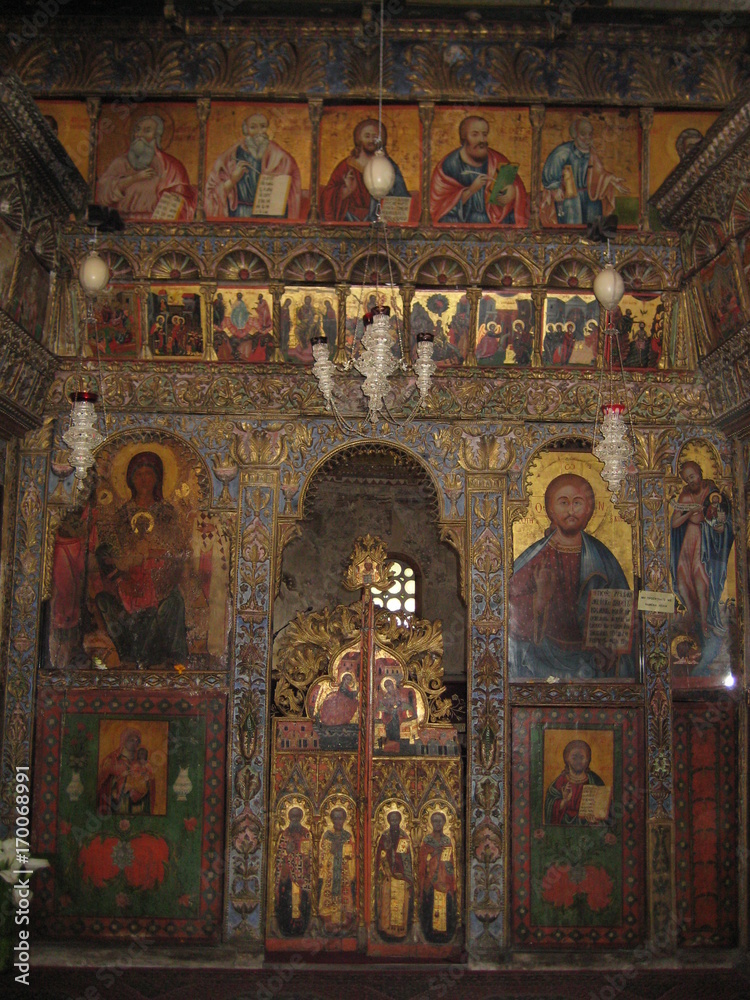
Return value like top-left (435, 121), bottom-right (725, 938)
top-left (64, 240), bottom-right (110, 482)
top-left (592, 246), bottom-right (634, 499)
top-left (310, 0), bottom-right (435, 425)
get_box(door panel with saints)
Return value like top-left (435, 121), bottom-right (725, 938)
top-left (267, 536), bottom-right (462, 958)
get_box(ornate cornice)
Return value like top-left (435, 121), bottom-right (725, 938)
top-left (651, 90), bottom-right (750, 232)
top-left (0, 312), bottom-right (59, 439)
top-left (46, 359), bottom-right (711, 425)
top-left (0, 71), bottom-right (88, 217)
top-left (2, 19), bottom-right (747, 106)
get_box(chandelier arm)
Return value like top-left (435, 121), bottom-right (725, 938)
top-left (381, 220), bottom-right (408, 364)
top-left (377, 0), bottom-right (384, 145)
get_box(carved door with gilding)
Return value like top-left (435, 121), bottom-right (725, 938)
top-left (267, 536), bottom-right (463, 958)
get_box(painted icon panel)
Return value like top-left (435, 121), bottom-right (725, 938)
top-left (280, 285), bottom-right (338, 364)
top-left (609, 293), bottom-right (667, 368)
top-left (669, 441), bottom-right (737, 689)
top-left (46, 434), bottom-right (233, 671)
top-left (319, 105), bottom-right (421, 225)
top-left (32, 688), bottom-right (226, 939)
top-left (511, 706), bottom-right (644, 947)
top-left (36, 99), bottom-right (91, 181)
top-left (410, 290), bottom-right (469, 367)
top-left (205, 102), bottom-right (310, 223)
top-left (147, 284), bottom-right (205, 358)
top-left (9, 250), bottom-right (50, 341)
top-left (95, 103), bottom-right (199, 222)
top-left (0, 215), bottom-right (18, 309)
top-left (509, 452), bottom-right (636, 681)
top-left (542, 293), bottom-right (600, 365)
top-left (477, 291), bottom-right (535, 366)
top-left (73, 285), bottom-right (143, 359)
top-left (212, 286), bottom-right (275, 362)
top-left (540, 109), bottom-right (639, 228)
top-left (430, 106), bottom-right (531, 227)
top-left (649, 111), bottom-right (718, 196)
top-left (700, 251), bottom-right (747, 346)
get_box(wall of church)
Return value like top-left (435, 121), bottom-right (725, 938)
top-left (0, 10), bottom-right (747, 966)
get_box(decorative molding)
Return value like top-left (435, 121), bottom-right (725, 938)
top-left (6, 21), bottom-right (749, 107)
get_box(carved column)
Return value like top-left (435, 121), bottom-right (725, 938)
top-left (529, 105), bottom-right (545, 232)
top-left (196, 98), bottom-right (211, 222)
top-left (268, 281), bottom-right (286, 363)
top-left (226, 470), bottom-right (278, 947)
top-left (465, 286), bottom-right (482, 368)
top-left (639, 108), bottom-right (654, 231)
top-left (0, 422), bottom-right (53, 837)
top-left (307, 100), bottom-right (324, 223)
top-left (639, 469), bottom-right (676, 951)
top-left (531, 287), bottom-right (545, 367)
top-left (137, 281), bottom-right (153, 359)
top-left (85, 98), bottom-right (101, 200)
top-left (466, 471), bottom-right (507, 962)
top-left (659, 292), bottom-right (676, 370)
top-left (334, 282), bottom-right (350, 365)
top-left (200, 281), bottom-right (218, 361)
top-left (418, 102), bottom-right (435, 227)
top-left (394, 283), bottom-right (413, 363)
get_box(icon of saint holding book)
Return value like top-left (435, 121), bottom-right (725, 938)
top-left (544, 739), bottom-right (612, 826)
top-left (430, 115), bottom-right (529, 225)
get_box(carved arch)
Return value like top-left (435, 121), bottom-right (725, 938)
top-left (545, 254), bottom-right (597, 289)
top-left (347, 251), bottom-right (403, 285)
top-left (414, 252), bottom-right (469, 287)
top-left (480, 252), bottom-right (535, 288)
top-left (282, 248), bottom-right (337, 284)
top-left (149, 248), bottom-right (203, 281)
top-left (215, 247), bottom-right (271, 283)
top-left (691, 218), bottom-right (725, 270)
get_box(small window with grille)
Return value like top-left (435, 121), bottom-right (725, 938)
top-left (370, 557), bottom-right (419, 623)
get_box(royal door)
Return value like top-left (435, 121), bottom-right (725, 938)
top-left (267, 536), bottom-right (463, 958)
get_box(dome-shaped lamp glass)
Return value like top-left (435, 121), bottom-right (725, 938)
top-left (593, 265), bottom-right (625, 312)
top-left (363, 148), bottom-right (396, 199)
top-left (79, 250), bottom-right (110, 294)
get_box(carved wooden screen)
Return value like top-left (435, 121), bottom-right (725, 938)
top-left (267, 536), bottom-right (462, 959)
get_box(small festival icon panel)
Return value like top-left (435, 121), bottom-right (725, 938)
top-left (267, 536), bottom-right (463, 956)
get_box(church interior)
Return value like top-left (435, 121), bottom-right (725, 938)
top-left (0, 1), bottom-right (749, 997)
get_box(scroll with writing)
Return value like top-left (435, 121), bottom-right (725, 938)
top-left (584, 589), bottom-right (634, 654)
top-left (579, 784), bottom-right (612, 823)
top-left (253, 174), bottom-right (292, 216)
top-left (380, 196), bottom-right (413, 223)
top-left (152, 192), bottom-right (186, 220)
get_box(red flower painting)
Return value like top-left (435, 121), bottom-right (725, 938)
top-left (123, 835), bottom-right (169, 890)
top-left (78, 833), bottom-right (169, 891)
top-left (78, 836), bottom-right (121, 888)
top-left (542, 862), bottom-right (613, 913)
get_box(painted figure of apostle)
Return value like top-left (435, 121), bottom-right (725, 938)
top-left (375, 810), bottom-right (414, 941)
top-left (417, 812), bottom-right (457, 943)
top-left (320, 119), bottom-right (409, 222)
top-left (204, 112), bottom-right (302, 219)
top-left (273, 807), bottom-right (312, 937)
top-left (508, 473), bottom-right (634, 680)
top-left (540, 117), bottom-right (627, 226)
top-left (670, 461), bottom-right (734, 647)
top-left (318, 807), bottom-right (356, 935)
top-left (96, 115), bottom-right (197, 221)
top-left (544, 739), bottom-right (609, 826)
top-left (430, 115), bottom-right (529, 226)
